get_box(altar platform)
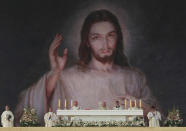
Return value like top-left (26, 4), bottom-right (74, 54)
top-left (0, 127), bottom-right (186, 131)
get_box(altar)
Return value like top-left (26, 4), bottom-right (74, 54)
top-left (56, 109), bottom-right (143, 122)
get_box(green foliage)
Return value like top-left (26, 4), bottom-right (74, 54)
top-left (20, 107), bottom-right (40, 127)
top-left (54, 116), bottom-right (145, 127)
top-left (164, 107), bottom-right (183, 127)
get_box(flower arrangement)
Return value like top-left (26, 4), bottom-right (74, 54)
top-left (164, 107), bottom-right (183, 127)
top-left (20, 107), bottom-right (40, 127)
top-left (55, 116), bottom-right (145, 127)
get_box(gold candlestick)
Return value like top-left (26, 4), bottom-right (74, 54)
top-left (130, 99), bottom-right (132, 108)
top-left (71, 100), bottom-right (73, 108)
top-left (135, 100), bottom-right (136, 108)
top-left (65, 99), bottom-right (67, 109)
top-left (124, 99), bottom-right (127, 109)
top-left (139, 99), bottom-right (142, 108)
top-left (58, 99), bottom-right (61, 109)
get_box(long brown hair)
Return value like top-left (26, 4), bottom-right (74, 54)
top-left (78, 9), bottom-right (129, 68)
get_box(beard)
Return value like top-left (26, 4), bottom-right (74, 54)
top-left (90, 48), bottom-right (116, 64)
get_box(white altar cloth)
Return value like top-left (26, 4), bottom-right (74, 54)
top-left (56, 109), bottom-right (143, 121)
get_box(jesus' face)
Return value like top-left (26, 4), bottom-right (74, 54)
top-left (88, 21), bottom-right (118, 63)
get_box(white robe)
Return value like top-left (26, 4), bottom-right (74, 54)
top-left (1, 111), bottom-right (14, 127)
top-left (147, 111), bottom-right (161, 127)
top-left (71, 106), bottom-right (80, 110)
top-left (15, 65), bottom-right (158, 124)
top-left (44, 112), bottom-right (58, 127)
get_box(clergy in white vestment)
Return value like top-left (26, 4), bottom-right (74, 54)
top-left (113, 100), bottom-right (123, 110)
top-left (154, 109), bottom-right (161, 126)
top-left (1, 105), bottom-right (14, 127)
top-left (147, 106), bottom-right (161, 127)
top-left (44, 107), bottom-right (58, 127)
top-left (99, 101), bottom-right (107, 110)
top-left (71, 101), bottom-right (80, 110)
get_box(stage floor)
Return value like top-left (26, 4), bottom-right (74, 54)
top-left (0, 127), bottom-right (185, 131)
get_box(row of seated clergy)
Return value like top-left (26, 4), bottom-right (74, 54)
top-left (71, 100), bottom-right (126, 110)
top-left (1, 105), bottom-right (14, 127)
top-left (70, 100), bottom-right (141, 110)
top-left (98, 101), bottom-right (140, 110)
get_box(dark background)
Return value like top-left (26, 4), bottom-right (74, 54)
top-left (0, 0), bottom-right (186, 126)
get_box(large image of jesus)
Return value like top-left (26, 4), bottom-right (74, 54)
top-left (15, 9), bottom-right (159, 124)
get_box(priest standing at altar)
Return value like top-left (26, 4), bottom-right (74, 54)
top-left (44, 107), bottom-right (58, 127)
top-left (15, 9), bottom-right (159, 124)
top-left (147, 106), bottom-right (161, 127)
top-left (1, 105), bottom-right (14, 127)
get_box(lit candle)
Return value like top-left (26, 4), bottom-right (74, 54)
top-left (65, 99), bottom-right (67, 109)
top-left (71, 100), bottom-right (73, 108)
top-left (130, 99), bottom-right (132, 108)
top-left (124, 99), bottom-right (127, 109)
top-left (58, 99), bottom-right (61, 109)
top-left (139, 99), bottom-right (142, 108)
top-left (135, 100), bottom-right (136, 108)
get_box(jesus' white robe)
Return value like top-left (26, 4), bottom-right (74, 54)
top-left (15, 65), bottom-right (158, 124)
